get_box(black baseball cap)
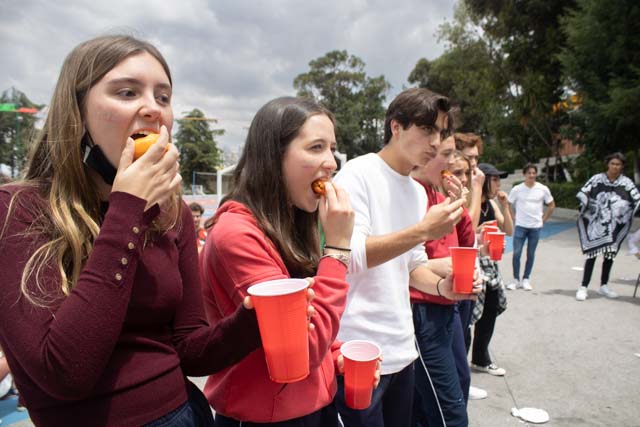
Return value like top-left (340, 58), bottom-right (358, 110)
top-left (478, 163), bottom-right (508, 178)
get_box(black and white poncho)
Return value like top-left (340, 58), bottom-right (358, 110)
top-left (576, 173), bottom-right (640, 258)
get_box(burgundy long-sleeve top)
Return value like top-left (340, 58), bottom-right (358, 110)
top-left (0, 185), bottom-right (260, 426)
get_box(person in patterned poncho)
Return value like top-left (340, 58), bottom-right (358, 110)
top-left (575, 152), bottom-right (640, 301)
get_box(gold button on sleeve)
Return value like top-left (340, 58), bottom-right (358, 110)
top-left (115, 273), bottom-right (123, 281)
top-left (127, 242), bottom-right (135, 250)
top-left (132, 226), bottom-right (140, 234)
top-left (121, 257), bottom-right (128, 265)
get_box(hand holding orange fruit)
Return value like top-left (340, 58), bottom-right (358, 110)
top-left (132, 133), bottom-right (170, 160)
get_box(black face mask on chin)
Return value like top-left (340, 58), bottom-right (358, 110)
top-left (82, 133), bottom-right (118, 186)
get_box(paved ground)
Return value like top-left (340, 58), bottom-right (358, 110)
top-left (467, 218), bottom-right (640, 427)
top-left (3, 215), bottom-right (639, 426)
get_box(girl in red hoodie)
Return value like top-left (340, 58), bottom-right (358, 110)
top-left (200, 97), bottom-right (355, 426)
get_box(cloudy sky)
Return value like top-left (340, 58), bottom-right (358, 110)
top-left (1, 0), bottom-right (457, 153)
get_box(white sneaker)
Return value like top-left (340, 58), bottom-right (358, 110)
top-left (576, 287), bottom-right (588, 301)
top-left (469, 385), bottom-right (488, 400)
top-left (598, 285), bottom-right (618, 299)
top-left (506, 280), bottom-right (518, 290)
top-left (0, 373), bottom-right (11, 399)
top-left (521, 278), bottom-right (532, 291)
top-left (470, 363), bottom-right (506, 376)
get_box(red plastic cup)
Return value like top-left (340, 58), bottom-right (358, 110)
top-left (487, 232), bottom-right (506, 261)
top-left (484, 219), bottom-right (498, 227)
top-left (247, 279), bottom-right (310, 383)
top-left (450, 247), bottom-right (478, 294)
top-left (482, 225), bottom-right (499, 244)
top-left (341, 340), bottom-right (381, 410)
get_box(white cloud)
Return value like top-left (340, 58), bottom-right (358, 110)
top-left (0, 0), bottom-right (455, 149)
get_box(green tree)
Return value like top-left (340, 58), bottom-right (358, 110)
top-left (408, 5), bottom-right (504, 135)
top-left (174, 109), bottom-right (224, 194)
top-left (293, 50), bottom-right (390, 158)
top-left (409, 1), bottom-right (579, 177)
top-left (0, 87), bottom-right (41, 177)
top-left (463, 0), bottom-right (578, 179)
top-left (559, 0), bottom-right (640, 180)
top-left (408, 4), bottom-right (532, 168)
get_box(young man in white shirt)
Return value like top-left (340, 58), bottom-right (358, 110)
top-left (506, 164), bottom-right (555, 290)
top-left (333, 88), bottom-right (474, 427)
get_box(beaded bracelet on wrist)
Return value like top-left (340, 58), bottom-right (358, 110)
top-left (320, 253), bottom-right (350, 268)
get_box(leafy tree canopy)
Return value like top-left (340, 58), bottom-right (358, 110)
top-left (408, 1), bottom-right (580, 177)
top-left (174, 108), bottom-right (224, 193)
top-left (0, 87), bottom-right (42, 177)
top-left (559, 0), bottom-right (640, 158)
top-left (294, 50), bottom-right (390, 158)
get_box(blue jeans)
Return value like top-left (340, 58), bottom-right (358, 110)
top-left (144, 380), bottom-right (215, 427)
top-left (453, 304), bottom-right (470, 403)
top-left (458, 300), bottom-right (474, 354)
top-left (335, 362), bottom-right (414, 427)
top-left (412, 303), bottom-right (468, 427)
top-left (216, 404), bottom-right (338, 426)
top-left (144, 402), bottom-right (198, 427)
top-left (512, 226), bottom-right (541, 280)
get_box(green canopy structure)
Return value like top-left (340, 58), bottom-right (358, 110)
top-left (0, 103), bottom-right (17, 112)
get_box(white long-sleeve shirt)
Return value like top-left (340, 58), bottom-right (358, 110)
top-left (334, 153), bottom-right (428, 374)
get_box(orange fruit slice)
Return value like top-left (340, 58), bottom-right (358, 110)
top-left (133, 134), bottom-right (170, 160)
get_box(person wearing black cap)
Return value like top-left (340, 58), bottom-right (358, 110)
top-left (478, 164), bottom-right (508, 181)
top-left (469, 163), bottom-right (513, 377)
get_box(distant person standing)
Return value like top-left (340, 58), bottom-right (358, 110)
top-left (506, 164), bottom-right (555, 291)
top-left (189, 202), bottom-right (207, 253)
top-left (576, 152), bottom-right (640, 301)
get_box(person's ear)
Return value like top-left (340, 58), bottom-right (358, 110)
top-left (390, 119), bottom-right (402, 137)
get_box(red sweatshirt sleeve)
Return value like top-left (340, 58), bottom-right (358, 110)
top-left (456, 208), bottom-right (475, 248)
top-left (203, 207), bottom-right (349, 370)
top-left (0, 189), bottom-right (157, 400)
top-left (170, 203), bottom-right (261, 376)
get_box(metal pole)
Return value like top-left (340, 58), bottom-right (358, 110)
top-left (13, 114), bottom-right (21, 178)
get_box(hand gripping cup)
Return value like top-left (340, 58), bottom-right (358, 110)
top-left (247, 279), bottom-right (310, 383)
top-left (450, 247), bottom-right (478, 294)
top-left (341, 340), bottom-right (381, 410)
top-left (487, 232), bottom-right (506, 261)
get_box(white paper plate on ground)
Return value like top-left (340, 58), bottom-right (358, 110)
top-left (511, 407), bottom-right (550, 424)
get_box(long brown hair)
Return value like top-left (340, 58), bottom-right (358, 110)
top-left (9, 35), bottom-right (180, 306)
top-left (211, 97), bottom-right (334, 278)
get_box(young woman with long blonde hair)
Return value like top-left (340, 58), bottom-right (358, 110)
top-left (0, 35), bottom-right (261, 426)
